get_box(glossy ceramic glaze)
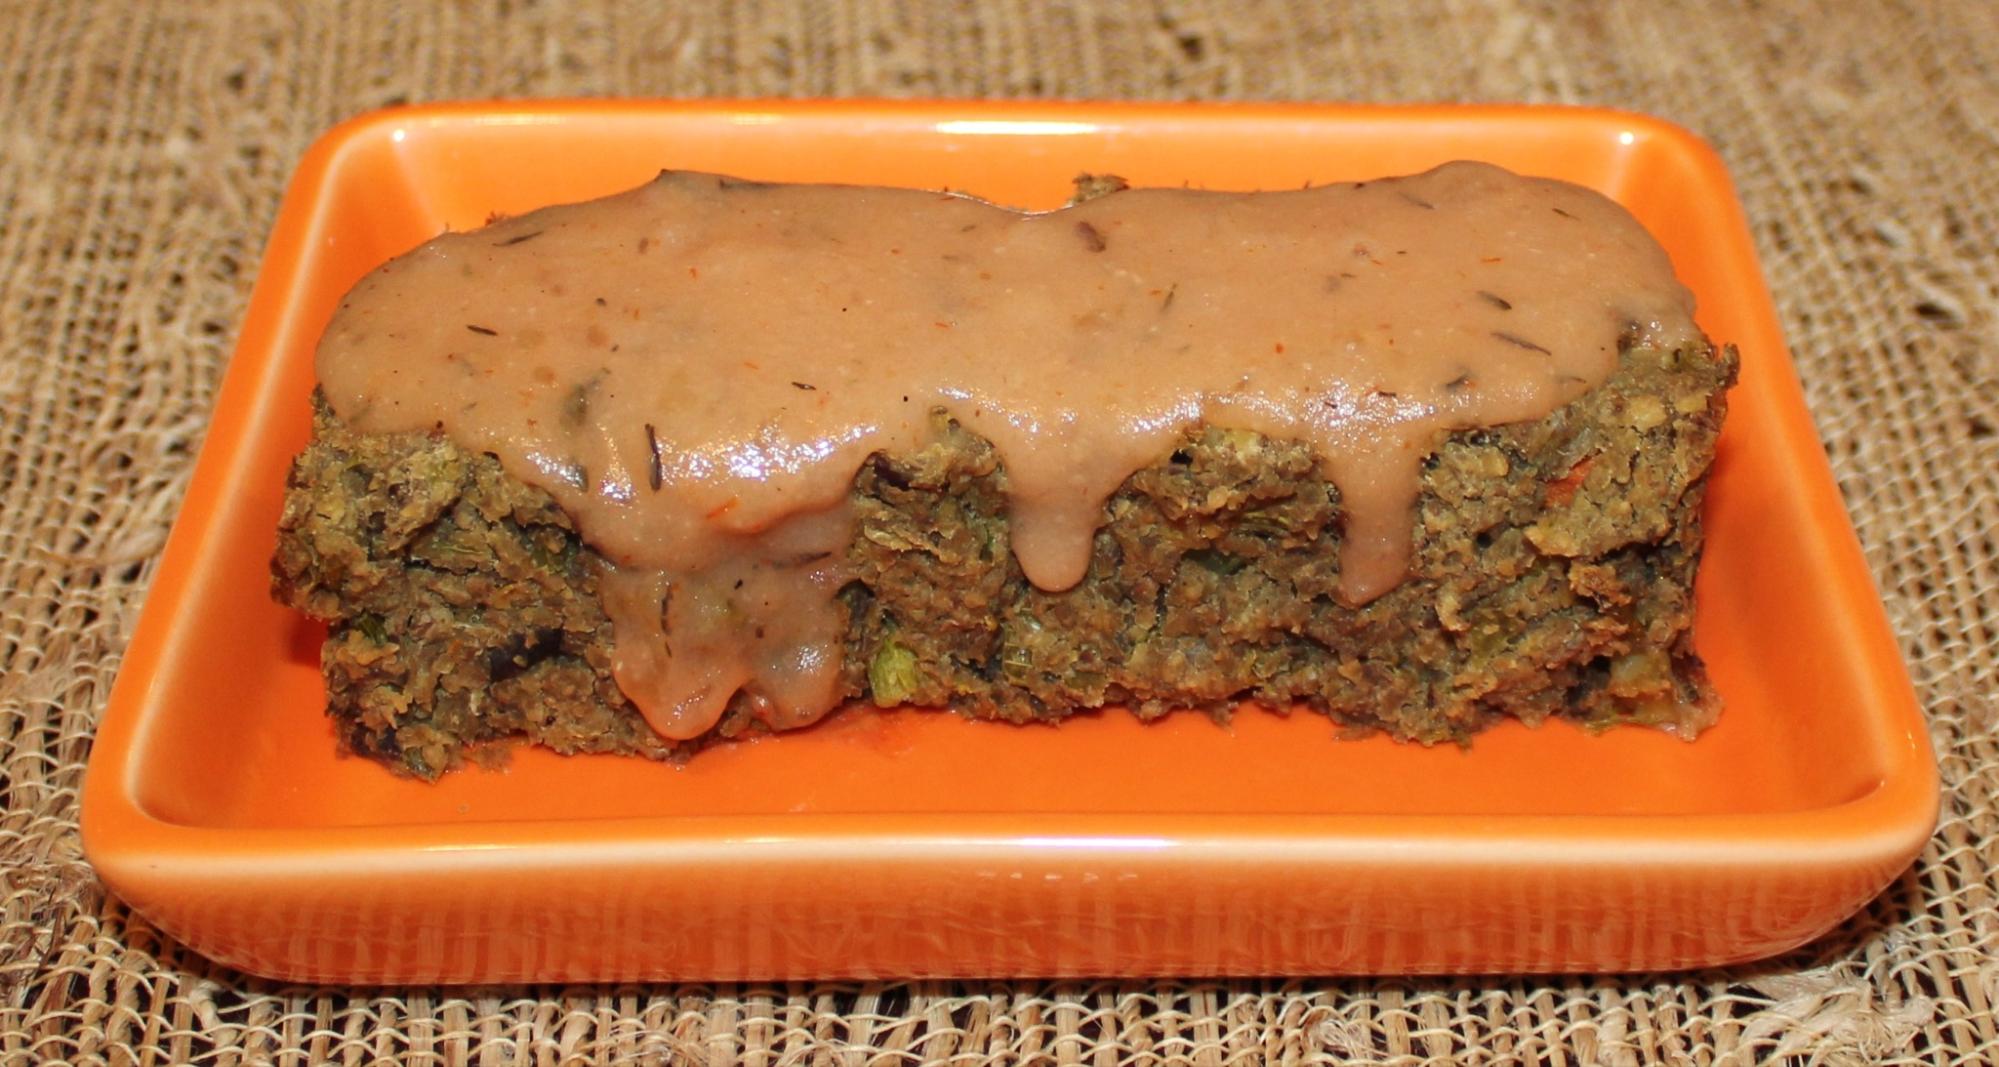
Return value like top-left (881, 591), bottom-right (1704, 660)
top-left (79, 100), bottom-right (1938, 982)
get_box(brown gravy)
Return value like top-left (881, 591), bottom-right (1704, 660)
top-left (316, 162), bottom-right (1699, 741)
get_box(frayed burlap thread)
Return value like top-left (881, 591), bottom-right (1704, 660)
top-left (3, 1), bottom-right (1996, 1063)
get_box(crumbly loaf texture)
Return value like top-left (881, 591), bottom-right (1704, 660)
top-left (272, 335), bottom-right (1737, 778)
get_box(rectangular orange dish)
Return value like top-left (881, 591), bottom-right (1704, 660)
top-left (80, 100), bottom-right (1937, 982)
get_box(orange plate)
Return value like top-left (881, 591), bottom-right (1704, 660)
top-left (81, 101), bottom-right (1937, 982)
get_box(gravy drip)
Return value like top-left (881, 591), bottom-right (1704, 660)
top-left (316, 162), bottom-right (1700, 741)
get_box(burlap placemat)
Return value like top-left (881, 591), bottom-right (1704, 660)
top-left (3, 1), bottom-right (1994, 1062)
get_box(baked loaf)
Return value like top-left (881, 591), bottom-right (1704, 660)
top-left (272, 165), bottom-right (1736, 777)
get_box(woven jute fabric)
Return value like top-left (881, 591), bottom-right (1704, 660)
top-left (2, 0), bottom-right (1995, 1062)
